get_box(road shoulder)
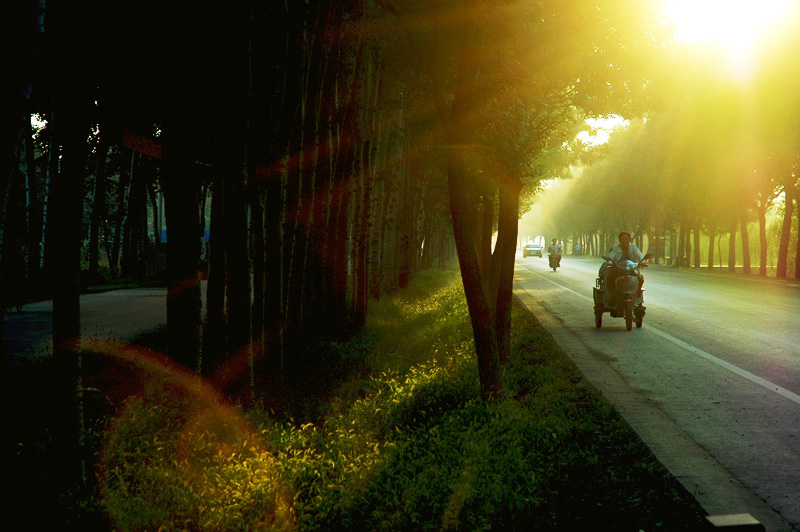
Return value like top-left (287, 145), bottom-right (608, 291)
top-left (514, 290), bottom-right (794, 532)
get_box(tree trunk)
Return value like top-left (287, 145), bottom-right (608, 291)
top-left (24, 112), bottom-right (43, 279)
top-left (707, 231), bottom-right (715, 270)
top-left (263, 158), bottom-right (285, 379)
top-left (669, 230), bottom-right (676, 265)
top-left (215, 10), bottom-right (252, 395)
top-left (758, 205), bottom-right (768, 276)
top-left (446, 145), bottom-right (500, 401)
top-left (493, 176), bottom-right (521, 364)
top-left (794, 196), bottom-right (800, 279)
top-left (110, 150), bottom-right (133, 278)
top-left (776, 188), bottom-right (794, 279)
top-left (684, 226), bottom-right (691, 266)
top-left (331, 145), bottom-right (354, 331)
top-left (3, 122), bottom-right (28, 312)
top-left (50, 85), bottom-right (91, 488)
top-left (740, 212), bottom-right (751, 275)
top-left (122, 153), bottom-right (146, 278)
top-left (676, 223), bottom-right (686, 266)
top-left (250, 186), bottom-right (264, 381)
top-left (148, 183), bottom-right (161, 249)
top-left (1, 100), bottom-right (24, 360)
top-left (42, 110), bottom-right (61, 284)
top-left (693, 223), bottom-right (701, 268)
top-left (353, 142), bottom-right (370, 327)
top-left (162, 122), bottom-right (202, 372)
top-left (222, 143), bottom-right (251, 399)
top-left (728, 217), bottom-right (736, 273)
top-left (397, 168), bottom-right (414, 289)
top-left (88, 138), bottom-right (109, 277)
top-left (203, 175), bottom-right (226, 376)
top-left (480, 192), bottom-right (494, 276)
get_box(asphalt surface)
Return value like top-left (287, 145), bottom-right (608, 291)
top-left (515, 254), bottom-right (800, 532)
top-left (3, 287), bottom-right (168, 366)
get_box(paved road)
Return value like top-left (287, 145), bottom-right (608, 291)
top-left (514, 254), bottom-right (800, 532)
top-left (3, 288), bottom-right (168, 366)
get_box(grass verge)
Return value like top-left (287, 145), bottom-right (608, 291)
top-left (7, 265), bottom-right (708, 530)
top-left (99, 265), bottom-right (705, 531)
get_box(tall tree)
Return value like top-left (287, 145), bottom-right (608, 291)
top-left (49, 85), bottom-right (92, 489)
top-left (377, 0), bottom-right (665, 400)
top-left (776, 178), bottom-right (796, 279)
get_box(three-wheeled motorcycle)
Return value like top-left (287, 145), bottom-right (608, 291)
top-left (593, 254), bottom-right (652, 331)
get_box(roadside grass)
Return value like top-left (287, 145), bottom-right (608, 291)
top-left (97, 265), bottom-right (707, 531)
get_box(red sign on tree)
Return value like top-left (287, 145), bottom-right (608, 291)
top-left (123, 130), bottom-right (162, 158)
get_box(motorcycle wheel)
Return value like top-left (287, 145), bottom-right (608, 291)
top-left (594, 306), bottom-right (603, 328)
top-left (625, 301), bottom-right (633, 331)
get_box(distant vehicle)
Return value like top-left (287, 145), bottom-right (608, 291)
top-left (523, 243), bottom-right (542, 258)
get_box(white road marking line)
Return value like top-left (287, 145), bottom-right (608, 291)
top-left (519, 265), bottom-right (800, 406)
top-left (642, 326), bottom-right (800, 405)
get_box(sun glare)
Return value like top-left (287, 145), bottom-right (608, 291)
top-left (663, 0), bottom-right (794, 77)
top-left (576, 115), bottom-right (629, 147)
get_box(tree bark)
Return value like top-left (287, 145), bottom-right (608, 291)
top-left (493, 176), bottom-right (522, 364)
top-left (758, 205), bottom-right (768, 276)
top-left (776, 187), bottom-right (794, 279)
top-left (203, 175), bottom-right (226, 376)
top-left (480, 192), bottom-right (494, 277)
top-left (122, 153), bottom-right (147, 278)
top-left (356, 142), bottom-right (371, 326)
top-left (222, 145), bottom-right (251, 398)
top-left (162, 123), bottom-right (202, 372)
top-left (50, 85), bottom-right (91, 488)
top-left (728, 217), bottom-right (736, 273)
top-left (1, 100), bottom-right (25, 361)
top-left (794, 196), bottom-right (800, 279)
top-left (707, 231), bottom-right (715, 270)
top-left (676, 223), bottom-right (686, 266)
top-left (250, 185), bottom-right (265, 381)
top-left (446, 145), bottom-right (500, 401)
top-left (740, 212), bottom-right (751, 275)
top-left (263, 158), bottom-right (285, 379)
top-left (88, 137), bottom-right (109, 277)
top-left (110, 150), bottom-right (133, 278)
top-left (24, 112), bottom-right (43, 279)
top-left (42, 109), bottom-right (61, 283)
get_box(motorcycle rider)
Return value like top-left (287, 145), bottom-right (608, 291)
top-left (602, 232), bottom-right (648, 305)
top-left (548, 238), bottom-right (562, 267)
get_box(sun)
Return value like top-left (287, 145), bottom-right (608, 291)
top-left (663, 0), bottom-right (795, 77)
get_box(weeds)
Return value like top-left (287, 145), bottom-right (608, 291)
top-left (10, 265), bottom-right (706, 531)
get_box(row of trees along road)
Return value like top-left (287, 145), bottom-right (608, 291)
top-left (3, 0), bottom-right (671, 486)
top-left (521, 15), bottom-right (800, 278)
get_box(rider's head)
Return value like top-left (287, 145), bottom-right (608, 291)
top-left (552, 238), bottom-right (557, 243)
top-left (618, 232), bottom-right (632, 249)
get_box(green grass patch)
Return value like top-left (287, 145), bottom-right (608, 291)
top-left (96, 265), bottom-right (706, 531)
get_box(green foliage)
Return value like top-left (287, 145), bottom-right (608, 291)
top-left (100, 268), bottom-right (704, 531)
top-left (102, 399), bottom-right (292, 532)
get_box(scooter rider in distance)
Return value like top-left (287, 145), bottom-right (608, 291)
top-left (602, 232), bottom-right (648, 306)
top-left (548, 238), bottom-right (562, 270)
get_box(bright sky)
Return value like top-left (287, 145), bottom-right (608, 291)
top-left (576, 115), bottom-right (628, 146)
top-left (662, 0), bottom-right (795, 78)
